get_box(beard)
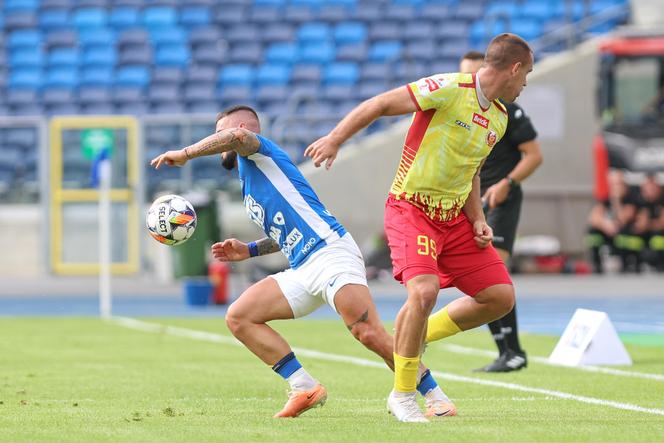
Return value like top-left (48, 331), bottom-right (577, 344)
top-left (221, 151), bottom-right (237, 170)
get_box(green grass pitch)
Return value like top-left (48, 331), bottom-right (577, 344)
top-left (1, 317), bottom-right (663, 442)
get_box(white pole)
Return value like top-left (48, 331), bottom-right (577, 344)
top-left (99, 157), bottom-right (112, 319)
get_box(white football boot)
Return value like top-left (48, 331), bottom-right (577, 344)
top-left (387, 390), bottom-right (429, 423)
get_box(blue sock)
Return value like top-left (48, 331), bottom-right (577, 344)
top-left (416, 369), bottom-right (438, 396)
top-left (272, 352), bottom-right (302, 379)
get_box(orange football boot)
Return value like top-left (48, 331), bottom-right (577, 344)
top-left (274, 384), bottom-right (328, 418)
top-left (424, 399), bottom-right (457, 418)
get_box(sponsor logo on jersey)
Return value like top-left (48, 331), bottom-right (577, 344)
top-left (416, 75), bottom-right (448, 96)
top-left (486, 130), bottom-right (497, 148)
top-left (273, 211), bottom-right (285, 225)
top-left (472, 113), bottom-right (489, 129)
top-left (244, 194), bottom-right (265, 228)
top-left (455, 120), bottom-right (471, 130)
top-left (281, 228), bottom-right (303, 256)
top-left (300, 237), bottom-right (317, 257)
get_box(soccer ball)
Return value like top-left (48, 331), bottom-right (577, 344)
top-left (146, 194), bottom-right (197, 246)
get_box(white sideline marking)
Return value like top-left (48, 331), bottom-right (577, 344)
top-left (441, 344), bottom-right (664, 382)
top-left (109, 317), bottom-right (664, 417)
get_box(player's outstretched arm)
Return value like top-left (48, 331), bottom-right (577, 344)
top-left (211, 237), bottom-right (280, 262)
top-left (304, 86), bottom-right (418, 170)
top-left (151, 128), bottom-right (260, 169)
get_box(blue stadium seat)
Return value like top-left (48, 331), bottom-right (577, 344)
top-left (10, 48), bottom-right (44, 68)
top-left (155, 44), bottom-right (190, 67)
top-left (183, 83), bottom-right (216, 102)
top-left (214, 5), bottom-right (246, 25)
top-left (83, 46), bottom-right (117, 67)
top-left (186, 66), bottom-right (216, 83)
top-left (486, 2), bottom-right (520, 20)
top-left (351, 3), bottom-right (382, 22)
top-left (455, 3), bottom-right (484, 21)
top-left (299, 42), bottom-right (335, 64)
top-left (369, 22), bottom-right (402, 41)
top-left (8, 69), bottom-right (42, 89)
top-left (395, 61), bottom-right (429, 83)
top-left (81, 68), bottom-right (114, 87)
top-left (39, 9), bottom-right (70, 30)
top-left (262, 24), bottom-right (295, 43)
top-left (318, 5), bottom-right (351, 24)
top-left (321, 84), bottom-right (356, 103)
top-left (291, 64), bottom-right (322, 84)
top-left (438, 39), bottom-right (471, 61)
top-left (5, 0), bottom-right (39, 12)
top-left (420, 3), bottom-right (450, 20)
top-left (334, 22), bottom-right (367, 45)
top-left (384, 4), bottom-right (416, 21)
top-left (357, 81), bottom-right (388, 100)
top-left (436, 20), bottom-right (469, 39)
top-left (40, 0), bottom-right (72, 8)
top-left (324, 62), bottom-right (359, 85)
top-left (148, 84), bottom-right (180, 104)
top-left (44, 68), bottom-right (79, 88)
top-left (115, 66), bottom-right (151, 88)
top-left (190, 27), bottom-right (223, 47)
top-left (248, 6), bottom-right (281, 25)
top-left (45, 30), bottom-right (78, 49)
top-left (256, 85), bottom-right (289, 105)
top-left (142, 7), bottom-right (177, 28)
top-left (256, 64), bottom-right (291, 85)
top-left (119, 45), bottom-right (153, 65)
top-left (297, 22), bottom-right (332, 43)
top-left (180, 7), bottom-right (212, 26)
top-left (192, 44), bottom-right (227, 65)
top-left (284, 6), bottom-right (316, 24)
top-left (5, 11), bottom-right (38, 30)
top-left (48, 47), bottom-right (80, 68)
top-left (520, 1), bottom-right (555, 21)
top-left (78, 86), bottom-right (113, 105)
top-left (149, 27), bottom-right (188, 45)
top-left (405, 39), bottom-right (437, 62)
top-left (109, 7), bottom-right (140, 29)
top-left (217, 85), bottom-right (253, 104)
top-left (254, 0), bottom-right (286, 6)
top-left (118, 29), bottom-right (150, 48)
top-left (78, 28), bottom-right (115, 47)
top-left (226, 25), bottom-right (261, 44)
top-left (228, 43), bottom-right (263, 64)
top-left (218, 64), bottom-right (255, 86)
top-left (403, 22), bottom-right (435, 41)
top-left (113, 86), bottom-right (145, 105)
top-left (266, 42), bottom-right (299, 64)
top-left (336, 43), bottom-right (368, 62)
top-left (368, 40), bottom-right (402, 62)
top-left (81, 102), bottom-right (115, 115)
top-left (8, 30), bottom-right (42, 50)
top-left (116, 102), bottom-right (149, 115)
top-left (511, 19), bottom-right (542, 41)
top-left (72, 8), bottom-right (108, 29)
top-left (42, 87), bottom-right (75, 106)
top-left (154, 67), bottom-right (184, 85)
top-left (360, 62), bottom-right (391, 81)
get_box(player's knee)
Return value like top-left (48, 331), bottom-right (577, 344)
top-left (495, 285), bottom-right (515, 316)
top-left (225, 304), bottom-right (248, 336)
top-left (351, 322), bottom-right (382, 352)
top-left (407, 281), bottom-right (439, 313)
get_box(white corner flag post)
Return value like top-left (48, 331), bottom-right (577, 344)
top-left (98, 151), bottom-right (112, 319)
top-left (549, 308), bottom-right (632, 366)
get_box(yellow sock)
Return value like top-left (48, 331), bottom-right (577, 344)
top-left (426, 306), bottom-right (462, 343)
top-left (394, 353), bottom-right (420, 392)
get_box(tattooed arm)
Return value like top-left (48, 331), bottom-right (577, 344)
top-left (211, 237), bottom-right (281, 262)
top-left (150, 128), bottom-right (261, 169)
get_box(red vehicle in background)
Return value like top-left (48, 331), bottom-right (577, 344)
top-left (594, 34), bottom-right (664, 199)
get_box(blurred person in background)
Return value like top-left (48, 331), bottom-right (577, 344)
top-left (459, 51), bottom-right (543, 373)
top-left (586, 170), bottom-right (641, 273)
top-left (636, 174), bottom-right (664, 271)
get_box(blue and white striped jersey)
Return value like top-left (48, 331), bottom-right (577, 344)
top-left (237, 134), bottom-right (347, 269)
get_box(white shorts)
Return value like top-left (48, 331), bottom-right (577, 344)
top-left (271, 233), bottom-right (368, 318)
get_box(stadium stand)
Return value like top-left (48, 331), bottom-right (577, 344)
top-left (0, 0), bottom-right (630, 199)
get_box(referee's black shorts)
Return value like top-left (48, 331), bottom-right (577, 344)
top-left (486, 186), bottom-right (523, 255)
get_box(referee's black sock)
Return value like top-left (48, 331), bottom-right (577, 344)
top-left (501, 305), bottom-right (524, 354)
top-left (487, 319), bottom-right (508, 355)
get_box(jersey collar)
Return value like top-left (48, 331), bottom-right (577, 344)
top-left (474, 72), bottom-right (491, 112)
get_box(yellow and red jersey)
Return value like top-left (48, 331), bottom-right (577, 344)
top-left (389, 72), bottom-right (508, 222)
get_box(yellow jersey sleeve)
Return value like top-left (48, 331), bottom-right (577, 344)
top-left (407, 73), bottom-right (459, 112)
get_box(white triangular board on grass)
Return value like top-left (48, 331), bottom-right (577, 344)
top-left (549, 308), bottom-right (632, 366)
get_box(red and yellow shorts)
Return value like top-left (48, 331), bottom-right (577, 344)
top-left (384, 195), bottom-right (512, 296)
